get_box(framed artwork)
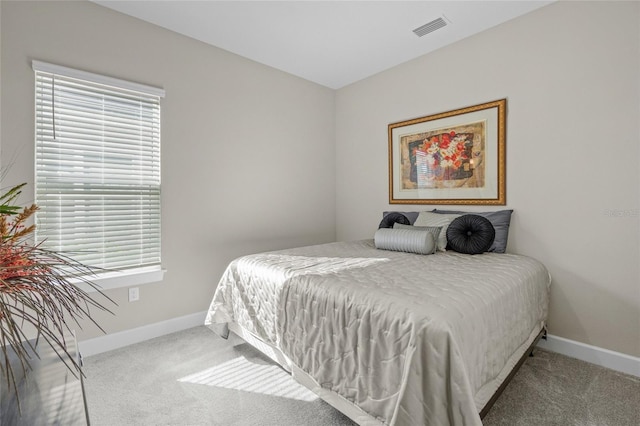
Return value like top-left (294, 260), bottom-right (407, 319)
top-left (388, 99), bottom-right (506, 205)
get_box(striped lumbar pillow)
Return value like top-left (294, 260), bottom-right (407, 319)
top-left (374, 228), bottom-right (436, 255)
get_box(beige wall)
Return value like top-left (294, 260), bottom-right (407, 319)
top-left (336, 1), bottom-right (640, 357)
top-left (0, 1), bottom-right (336, 340)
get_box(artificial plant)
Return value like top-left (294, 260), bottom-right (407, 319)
top-left (0, 182), bottom-right (113, 402)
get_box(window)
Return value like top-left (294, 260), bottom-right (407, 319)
top-left (33, 61), bottom-right (165, 288)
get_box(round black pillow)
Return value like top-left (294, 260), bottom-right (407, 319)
top-left (446, 214), bottom-right (496, 254)
top-left (378, 212), bottom-right (410, 229)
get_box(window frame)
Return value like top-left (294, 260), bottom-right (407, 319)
top-left (32, 61), bottom-right (166, 291)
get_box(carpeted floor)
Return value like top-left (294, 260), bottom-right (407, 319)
top-left (83, 326), bottom-right (640, 426)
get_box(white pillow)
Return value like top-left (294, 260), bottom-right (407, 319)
top-left (374, 228), bottom-right (436, 255)
top-left (413, 212), bottom-right (461, 251)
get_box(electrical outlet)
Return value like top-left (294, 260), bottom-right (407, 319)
top-left (128, 287), bottom-right (140, 302)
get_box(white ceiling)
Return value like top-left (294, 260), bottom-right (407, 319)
top-left (92, 1), bottom-right (554, 89)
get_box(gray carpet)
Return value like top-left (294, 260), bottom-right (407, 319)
top-left (83, 326), bottom-right (640, 426)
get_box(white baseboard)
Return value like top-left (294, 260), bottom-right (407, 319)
top-left (78, 311), bottom-right (207, 357)
top-left (537, 334), bottom-right (640, 378)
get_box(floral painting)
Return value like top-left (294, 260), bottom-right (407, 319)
top-left (388, 99), bottom-right (505, 205)
top-left (401, 121), bottom-right (485, 190)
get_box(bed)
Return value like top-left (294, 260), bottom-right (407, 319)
top-left (205, 228), bottom-right (550, 425)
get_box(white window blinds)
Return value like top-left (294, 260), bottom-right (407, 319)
top-left (33, 61), bottom-right (164, 272)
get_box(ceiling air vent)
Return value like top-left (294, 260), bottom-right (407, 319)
top-left (412, 17), bottom-right (448, 37)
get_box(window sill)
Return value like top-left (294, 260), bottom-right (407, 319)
top-left (71, 266), bottom-right (166, 293)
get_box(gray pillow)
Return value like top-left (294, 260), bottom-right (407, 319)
top-left (431, 209), bottom-right (513, 253)
top-left (393, 223), bottom-right (442, 254)
top-left (413, 212), bottom-right (462, 251)
top-left (374, 228), bottom-right (436, 255)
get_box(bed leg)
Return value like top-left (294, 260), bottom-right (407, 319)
top-left (529, 328), bottom-right (547, 357)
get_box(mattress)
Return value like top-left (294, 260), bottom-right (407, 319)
top-left (205, 240), bottom-right (551, 426)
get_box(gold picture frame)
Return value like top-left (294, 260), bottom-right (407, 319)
top-left (388, 99), bottom-right (506, 205)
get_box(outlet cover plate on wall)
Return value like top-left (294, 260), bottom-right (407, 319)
top-left (128, 287), bottom-right (140, 302)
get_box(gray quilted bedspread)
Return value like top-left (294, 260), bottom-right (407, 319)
top-left (205, 240), bottom-right (550, 426)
